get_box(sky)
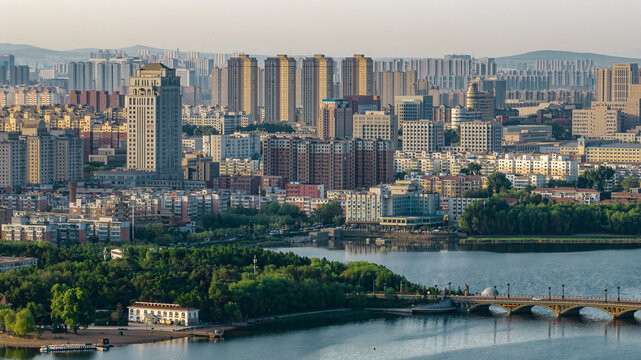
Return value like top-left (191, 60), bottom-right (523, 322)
top-left (2, 0), bottom-right (641, 58)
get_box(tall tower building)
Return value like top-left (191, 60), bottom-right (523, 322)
top-left (0, 133), bottom-right (26, 189)
top-left (264, 55), bottom-right (296, 123)
top-left (317, 99), bottom-right (353, 139)
top-left (612, 63), bottom-right (640, 102)
top-left (211, 67), bottom-right (228, 107)
top-left (465, 79), bottom-right (494, 121)
top-left (342, 54), bottom-right (373, 97)
top-left (126, 63), bottom-right (182, 177)
top-left (302, 55), bottom-right (334, 126)
top-left (22, 120), bottom-right (56, 184)
top-left (596, 68), bottom-right (613, 102)
top-left (228, 55), bottom-right (258, 122)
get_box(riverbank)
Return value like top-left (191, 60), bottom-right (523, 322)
top-left (0, 328), bottom-right (190, 349)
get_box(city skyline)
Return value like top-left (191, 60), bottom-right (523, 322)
top-left (2, 0), bottom-right (641, 58)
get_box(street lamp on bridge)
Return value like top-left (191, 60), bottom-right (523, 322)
top-left (548, 287), bottom-right (551, 300)
top-left (562, 284), bottom-right (565, 300)
top-left (605, 288), bottom-right (608, 303)
top-left (507, 283), bottom-right (510, 298)
top-left (618, 286), bottom-right (621, 302)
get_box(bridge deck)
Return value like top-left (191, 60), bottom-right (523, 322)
top-left (451, 295), bottom-right (641, 308)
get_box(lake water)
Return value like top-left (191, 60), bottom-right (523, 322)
top-left (9, 245), bottom-right (641, 359)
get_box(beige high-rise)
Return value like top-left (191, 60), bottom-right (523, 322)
top-left (22, 120), bottom-right (56, 184)
top-left (302, 55), bottom-right (334, 126)
top-left (228, 55), bottom-right (258, 122)
top-left (126, 63), bottom-right (182, 177)
top-left (265, 55), bottom-right (296, 123)
top-left (0, 133), bottom-right (26, 188)
top-left (342, 54), bottom-right (373, 97)
top-left (465, 79), bottom-right (494, 122)
top-left (317, 99), bottom-right (352, 139)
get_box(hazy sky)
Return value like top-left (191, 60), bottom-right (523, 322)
top-left (3, 0), bottom-right (640, 57)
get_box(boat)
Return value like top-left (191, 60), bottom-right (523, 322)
top-left (209, 329), bottom-right (224, 339)
top-left (40, 344), bottom-right (97, 353)
top-left (40, 338), bottom-right (111, 353)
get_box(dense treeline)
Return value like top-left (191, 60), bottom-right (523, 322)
top-left (237, 123), bottom-right (294, 133)
top-left (460, 197), bottom-right (641, 235)
top-left (136, 202), bottom-right (344, 245)
top-left (0, 242), bottom-right (418, 326)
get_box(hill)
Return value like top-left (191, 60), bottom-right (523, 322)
top-left (495, 50), bottom-right (641, 68)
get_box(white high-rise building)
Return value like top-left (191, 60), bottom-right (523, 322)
top-left (126, 63), bottom-right (182, 178)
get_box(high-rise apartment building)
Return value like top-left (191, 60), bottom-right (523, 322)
top-left (375, 71), bottom-right (417, 108)
top-left (352, 111), bottom-right (398, 147)
top-left (459, 121), bottom-right (502, 153)
top-left (465, 79), bottom-right (494, 121)
top-left (342, 54), bottom-right (373, 97)
top-left (263, 136), bottom-right (393, 190)
top-left (402, 120), bottom-right (444, 153)
top-left (55, 135), bottom-right (83, 182)
top-left (264, 55), bottom-right (296, 123)
top-left (211, 67), bottom-right (228, 107)
top-left (302, 55), bottom-right (334, 126)
top-left (126, 63), bottom-right (182, 177)
top-left (0, 133), bottom-right (26, 188)
top-left (317, 99), bottom-right (353, 139)
top-left (22, 120), bottom-right (56, 184)
top-left (228, 55), bottom-right (258, 122)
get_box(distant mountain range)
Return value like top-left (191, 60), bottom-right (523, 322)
top-left (1, 43), bottom-right (640, 68)
top-left (495, 50), bottom-right (641, 68)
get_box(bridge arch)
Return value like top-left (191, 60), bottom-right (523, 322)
top-left (614, 309), bottom-right (638, 319)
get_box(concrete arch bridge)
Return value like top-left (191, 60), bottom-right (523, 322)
top-left (451, 296), bottom-right (641, 320)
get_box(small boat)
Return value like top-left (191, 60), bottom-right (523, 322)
top-left (40, 344), bottom-right (96, 353)
top-left (209, 329), bottom-right (224, 339)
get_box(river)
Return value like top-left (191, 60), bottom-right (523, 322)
top-left (8, 245), bottom-right (641, 359)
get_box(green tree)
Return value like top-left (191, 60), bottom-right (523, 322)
top-left (460, 163), bottom-right (482, 176)
top-left (12, 309), bottom-right (35, 338)
top-left (51, 285), bottom-right (95, 333)
top-left (0, 308), bottom-right (12, 332)
top-left (486, 172), bottom-right (512, 194)
top-left (577, 166), bottom-right (615, 191)
top-left (620, 176), bottom-right (640, 191)
top-left (313, 202), bottom-right (344, 226)
top-left (3, 309), bottom-right (16, 334)
top-left (444, 129), bottom-right (460, 146)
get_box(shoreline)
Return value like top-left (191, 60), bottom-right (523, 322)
top-left (0, 328), bottom-right (190, 349)
top-left (0, 308), bottom-right (361, 349)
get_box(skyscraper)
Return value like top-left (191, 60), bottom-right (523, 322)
top-left (317, 99), bottom-right (353, 139)
top-left (302, 55), bottom-right (334, 126)
top-left (465, 79), bottom-right (494, 121)
top-left (342, 54), bottom-right (373, 97)
top-left (228, 55), bottom-right (258, 123)
top-left (126, 63), bottom-right (182, 178)
top-left (264, 55), bottom-right (296, 123)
